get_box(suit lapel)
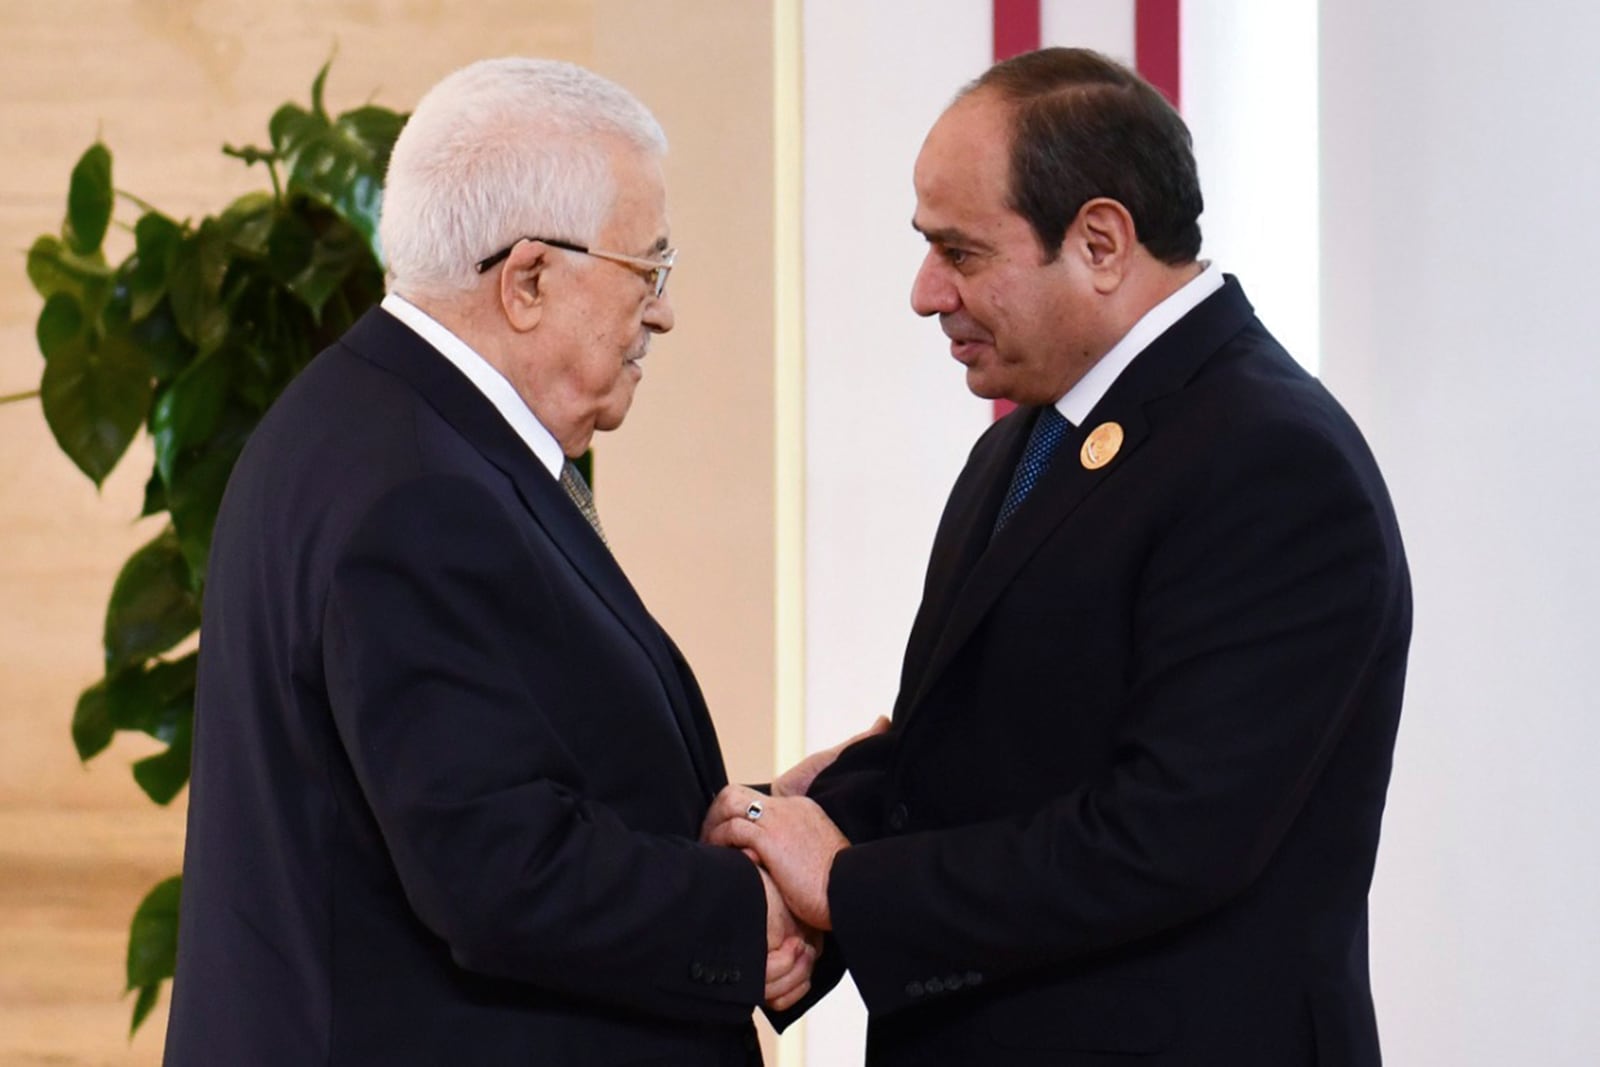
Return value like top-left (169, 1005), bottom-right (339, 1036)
top-left (893, 411), bottom-right (1028, 718)
top-left (901, 278), bottom-right (1259, 722)
top-left (343, 309), bottom-right (719, 795)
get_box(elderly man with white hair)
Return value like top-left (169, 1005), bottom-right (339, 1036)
top-left (164, 57), bottom-right (811, 1067)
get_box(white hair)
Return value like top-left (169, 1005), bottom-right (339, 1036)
top-left (379, 57), bottom-right (667, 300)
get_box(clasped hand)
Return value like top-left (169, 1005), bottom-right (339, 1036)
top-left (707, 717), bottom-right (885, 1011)
top-left (707, 786), bottom-right (847, 1011)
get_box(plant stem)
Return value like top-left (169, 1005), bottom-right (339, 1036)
top-left (117, 188), bottom-right (160, 215)
top-left (0, 388), bottom-right (42, 405)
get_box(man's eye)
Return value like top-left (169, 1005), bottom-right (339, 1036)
top-left (941, 247), bottom-right (969, 266)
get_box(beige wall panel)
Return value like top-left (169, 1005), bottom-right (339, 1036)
top-left (592, 3), bottom-right (784, 1057)
top-left (0, 3), bottom-right (594, 1064)
top-left (591, 0), bottom-right (780, 789)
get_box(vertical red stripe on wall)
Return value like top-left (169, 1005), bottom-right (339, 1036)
top-left (989, 0), bottom-right (1039, 418)
top-left (992, 0), bottom-right (1041, 62)
top-left (1135, 0), bottom-right (1182, 109)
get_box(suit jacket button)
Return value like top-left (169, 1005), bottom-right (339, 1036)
top-left (944, 973), bottom-right (964, 991)
top-left (887, 803), bottom-right (909, 832)
top-left (925, 977), bottom-right (944, 994)
top-left (729, 967), bottom-right (742, 983)
top-left (905, 980), bottom-right (925, 998)
top-left (965, 971), bottom-right (983, 986)
top-left (690, 962), bottom-right (706, 980)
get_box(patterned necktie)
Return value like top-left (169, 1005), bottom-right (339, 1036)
top-left (559, 460), bottom-right (609, 547)
top-left (992, 406), bottom-right (1071, 535)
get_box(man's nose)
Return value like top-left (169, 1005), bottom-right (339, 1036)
top-left (910, 253), bottom-right (958, 317)
top-left (646, 293), bottom-right (675, 333)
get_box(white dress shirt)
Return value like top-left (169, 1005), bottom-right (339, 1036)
top-left (380, 292), bottom-right (566, 480)
top-left (1055, 261), bottom-right (1225, 426)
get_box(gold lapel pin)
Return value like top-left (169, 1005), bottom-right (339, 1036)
top-left (1080, 422), bottom-right (1124, 471)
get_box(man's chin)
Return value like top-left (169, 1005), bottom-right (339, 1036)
top-left (595, 388), bottom-right (639, 434)
top-left (964, 367), bottom-right (1008, 401)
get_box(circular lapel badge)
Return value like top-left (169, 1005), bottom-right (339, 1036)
top-left (1080, 421), bottom-right (1124, 471)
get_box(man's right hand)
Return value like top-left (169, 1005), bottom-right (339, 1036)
top-left (761, 867), bottom-right (819, 1010)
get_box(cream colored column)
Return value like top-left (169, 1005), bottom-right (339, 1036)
top-left (589, 1), bottom-right (798, 1061)
top-left (588, 1), bottom-right (783, 784)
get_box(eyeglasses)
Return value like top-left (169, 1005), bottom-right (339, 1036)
top-left (474, 237), bottom-right (677, 298)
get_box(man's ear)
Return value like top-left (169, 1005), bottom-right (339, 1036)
top-left (1071, 197), bottom-right (1137, 294)
top-left (499, 240), bottom-right (549, 332)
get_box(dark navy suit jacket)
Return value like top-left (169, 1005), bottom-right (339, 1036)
top-left (807, 278), bottom-right (1411, 1066)
top-left (165, 309), bottom-right (766, 1066)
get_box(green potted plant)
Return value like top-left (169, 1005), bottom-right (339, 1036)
top-left (6, 64), bottom-right (405, 1033)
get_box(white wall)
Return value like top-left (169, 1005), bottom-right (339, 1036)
top-left (800, 4), bottom-right (993, 1061)
top-left (1321, 3), bottom-right (1600, 1064)
top-left (1041, 0), bottom-right (1135, 63)
top-left (1182, 0), bottom-right (1320, 369)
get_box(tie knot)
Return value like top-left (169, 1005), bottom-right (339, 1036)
top-left (1024, 406), bottom-right (1070, 458)
top-left (560, 459), bottom-right (593, 504)
top-left (559, 460), bottom-right (608, 547)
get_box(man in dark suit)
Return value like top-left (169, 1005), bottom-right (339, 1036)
top-left (707, 48), bottom-right (1411, 1065)
top-left (165, 57), bottom-right (813, 1066)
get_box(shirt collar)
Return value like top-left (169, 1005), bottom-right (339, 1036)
top-left (1055, 260), bottom-right (1225, 426)
top-left (380, 292), bottom-right (566, 480)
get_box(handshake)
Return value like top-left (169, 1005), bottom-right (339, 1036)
top-left (698, 717), bottom-right (889, 1011)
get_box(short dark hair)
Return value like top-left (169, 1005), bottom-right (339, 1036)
top-left (967, 47), bottom-right (1203, 264)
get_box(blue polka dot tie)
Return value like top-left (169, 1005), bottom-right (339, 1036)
top-left (992, 407), bottom-right (1071, 535)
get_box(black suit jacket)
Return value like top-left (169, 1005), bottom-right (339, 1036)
top-left (165, 309), bottom-right (767, 1067)
top-left (807, 279), bottom-right (1411, 1066)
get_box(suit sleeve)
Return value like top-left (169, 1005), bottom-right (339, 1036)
top-left (321, 473), bottom-right (767, 1023)
top-left (826, 421), bottom-right (1408, 1014)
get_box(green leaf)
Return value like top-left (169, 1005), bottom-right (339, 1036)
top-left (289, 223), bottom-right (370, 320)
top-left (27, 234), bottom-right (114, 303)
top-left (167, 419), bottom-right (250, 582)
top-left (128, 212), bottom-right (183, 323)
top-left (264, 211), bottom-right (316, 283)
top-left (64, 143), bottom-right (114, 255)
top-left (131, 714), bottom-right (191, 805)
top-left (311, 59), bottom-right (331, 119)
top-left (141, 469), bottom-right (168, 517)
top-left (106, 653), bottom-right (196, 743)
top-left (322, 254), bottom-right (386, 342)
top-left (129, 982), bottom-right (161, 1036)
top-left (130, 300), bottom-right (195, 384)
top-left (151, 352), bottom-right (230, 486)
top-left (39, 315), bottom-right (152, 487)
top-left (268, 102), bottom-right (322, 159)
top-left (336, 105), bottom-right (407, 176)
top-left (219, 191), bottom-right (277, 257)
top-left (71, 679), bottom-right (114, 762)
top-left (104, 528), bottom-right (201, 674)
top-left (166, 220), bottom-right (231, 348)
top-left (270, 91), bottom-right (404, 254)
top-left (36, 292), bottom-right (86, 360)
top-left (126, 875), bottom-right (181, 991)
